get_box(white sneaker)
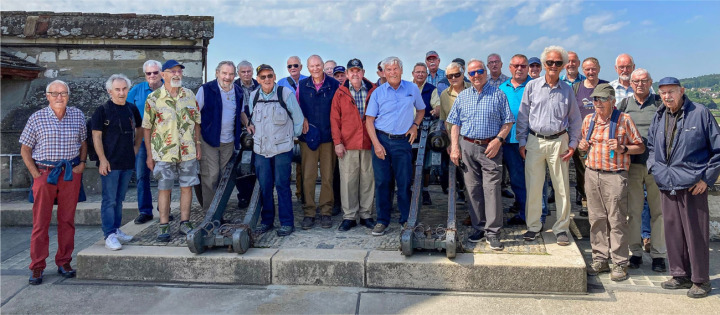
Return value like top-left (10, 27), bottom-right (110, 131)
top-left (115, 229), bottom-right (133, 243)
top-left (105, 234), bottom-right (122, 250)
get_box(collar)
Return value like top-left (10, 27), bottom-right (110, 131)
top-left (158, 85), bottom-right (186, 99)
top-left (260, 84), bottom-right (278, 99)
top-left (216, 80), bottom-right (235, 94)
top-left (505, 76), bottom-right (531, 88)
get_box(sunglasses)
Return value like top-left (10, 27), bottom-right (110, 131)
top-left (510, 64), bottom-right (528, 69)
top-left (593, 96), bottom-right (614, 102)
top-left (259, 73), bottom-right (275, 80)
top-left (447, 72), bottom-right (463, 79)
top-left (145, 71), bottom-right (159, 76)
top-left (287, 64), bottom-right (300, 69)
top-left (468, 69), bottom-right (485, 77)
top-left (545, 60), bottom-right (563, 67)
top-left (529, 64), bottom-right (541, 68)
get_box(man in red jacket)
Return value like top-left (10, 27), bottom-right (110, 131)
top-left (330, 58), bottom-right (378, 231)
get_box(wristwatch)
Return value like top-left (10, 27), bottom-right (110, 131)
top-left (413, 122), bottom-right (419, 128)
top-left (496, 136), bottom-right (505, 143)
top-left (621, 145), bottom-right (628, 154)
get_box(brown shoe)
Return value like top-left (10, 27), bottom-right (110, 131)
top-left (687, 282), bottom-right (712, 298)
top-left (643, 238), bottom-right (651, 253)
top-left (610, 265), bottom-right (628, 281)
top-left (661, 276), bottom-right (693, 290)
top-left (586, 260), bottom-right (610, 276)
top-left (463, 215), bottom-right (472, 226)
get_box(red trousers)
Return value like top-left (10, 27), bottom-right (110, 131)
top-left (29, 168), bottom-right (81, 271)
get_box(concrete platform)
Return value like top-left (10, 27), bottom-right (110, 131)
top-left (0, 201), bottom-right (180, 226)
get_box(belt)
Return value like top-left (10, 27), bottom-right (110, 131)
top-left (463, 136), bottom-right (495, 145)
top-left (377, 130), bottom-right (408, 140)
top-left (587, 167), bottom-right (625, 174)
top-left (529, 129), bottom-right (567, 140)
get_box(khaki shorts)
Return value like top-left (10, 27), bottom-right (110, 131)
top-left (153, 160), bottom-right (200, 190)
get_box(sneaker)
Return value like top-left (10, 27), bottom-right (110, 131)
top-left (422, 190), bottom-right (432, 205)
top-left (523, 230), bottom-right (538, 241)
top-left (134, 213), bottom-right (154, 224)
top-left (586, 260), bottom-right (610, 276)
top-left (643, 238), bottom-right (652, 253)
top-left (321, 215), bottom-right (333, 229)
top-left (359, 218), bottom-right (376, 229)
top-left (468, 230), bottom-right (485, 243)
top-left (486, 235), bottom-right (504, 250)
top-left (276, 225), bottom-right (295, 237)
top-left (57, 263), bottom-right (76, 278)
top-left (628, 255), bottom-right (642, 269)
top-left (105, 233), bottom-right (122, 251)
top-left (372, 223), bottom-right (387, 236)
top-left (687, 282), bottom-right (712, 298)
top-left (255, 223), bottom-right (274, 234)
top-left (652, 258), bottom-right (667, 272)
top-left (610, 265), bottom-right (628, 281)
top-left (338, 219), bottom-right (357, 231)
top-left (179, 221), bottom-right (194, 235)
top-left (501, 189), bottom-right (515, 199)
top-left (661, 276), bottom-right (693, 290)
top-left (301, 217), bottom-right (315, 230)
top-left (29, 269), bottom-right (43, 285)
top-left (157, 223), bottom-right (171, 242)
top-left (506, 215), bottom-right (526, 226)
top-left (556, 232), bottom-right (570, 246)
top-left (115, 229), bottom-right (133, 243)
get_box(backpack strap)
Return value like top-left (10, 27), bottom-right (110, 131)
top-left (288, 77), bottom-right (297, 91)
top-left (585, 113), bottom-right (596, 142)
top-left (586, 109), bottom-right (621, 141)
top-left (250, 86), bottom-right (293, 123)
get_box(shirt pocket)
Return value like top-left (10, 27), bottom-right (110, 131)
top-left (273, 106), bottom-right (289, 125)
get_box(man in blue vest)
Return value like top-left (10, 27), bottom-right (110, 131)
top-left (196, 61), bottom-right (244, 212)
top-left (411, 62), bottom-right (440, 205)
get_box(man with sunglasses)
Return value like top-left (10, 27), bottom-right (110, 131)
top-left (528, 57), bottom-right (542, 79)
top-left (278, 56), bottom-right (308, 96)
top-left (517, 45), bottom-right (582, 246)
top-left (127, 60), bottom-right (163, 224)
top-left (447, 59), bottom-right (514, 250)
top-left (560, 51), bottom-right (586, 86)
top-left (21, 80), bottom-right (87, 285)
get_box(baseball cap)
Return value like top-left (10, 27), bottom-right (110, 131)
top-left (590, 83), bottom-right (615, 99)
top-left (451, 58), bottom-right (465, 67)
top-left (333, 66), bottom-right (346, 75)
top-left (347, 58), bottom-right (363, 70)
top-left (256, 64), bottom-right (274, 75)
top-left (528, 57), bottom-right (541, 65)
top-left (426, 50), bottom-right (439, 58)
top-left (162, 60), bottom-right (185, 71)
top-left (657, 77), bottom-right (681, 88)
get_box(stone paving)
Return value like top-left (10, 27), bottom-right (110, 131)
top-left (1, 226), bottom-right (102, 271)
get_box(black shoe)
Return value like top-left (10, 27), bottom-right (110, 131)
top-left (507, 215), bottom-right (526, 226)
top-left (332, 204), bottom-right (342, 216)
top-left (579, 209), bottom-right (588, 217)
top-left (422, 191), bottom-right (432, 205)
top-left (661, 276), bottom-right (693, 290)
top-left (238, 198), bottom-right (250, 209)
top-left (338, 219), bottom-right (357, 231)
top-left (523, 230), bottom-right (538, 241)
top-left (134, 213), bottom-right (154, 224)
top-left (321, 215), bottom-right (333, 228)
top-left (628, 255), bottom-right (643, 269)
top-left (442, 187), bottom-right (448, 194)
top-left (652, 258), bottom-right (667, 272)
top-left (486, 235), bottom-right (504, 250)
top-left (57, 263), bottom-right (76, 278)
top-left (501, 189), bottom-right (515, 199)
top-left (29, 269), bottom-right (43, 285)
top-left (255, 223), bottom-right (274, 234)
top-left (301, 217), bottom-right (315, 230)
top-left (276, 225), bottom-right (295, 237)
top-left (468, 230), bottom-right (485, 243)
top-left (456, 193), bottom-right (466, 205)
top-left (359, 218), bottom-right (376, 229)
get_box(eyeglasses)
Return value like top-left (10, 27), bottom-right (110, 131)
top-left (259, 73), bottom-right (275, 80)
top-left (164, 69), bottom-right (183, 75)
top-left (468, 69), bottom-right (485, 77)
top-left (46, 92), bottom-right (69, 97)
top-left (145, 71), bottom-right (159, 76)
top-left (447, 72), bottom-right (463, 79)
top-left (593, 96), bottom-right (614, 102)
top-left (287, 64), bottom-right (300, 69)
top-left (377, 66), bottom-right (383, 72)
top-left (529, 64), bottom-right (541, 68)
top-left (412, 71), bottom-right (427, 75)
top-left (545, 60), bottom-right (563, 67)
top-left (487, 60), bottom-right (501, 65)
top-left (631, 79), bottom-right (650, 85)
top-left (510, 64), bottom-right (528, 69)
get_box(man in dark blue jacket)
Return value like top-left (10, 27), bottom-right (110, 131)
top-left (647, 77), bottom-right (720, 298)
top-left (298, 55), bottom-right (340, 229)
top-left (196, 61), bottom-right (244, 213)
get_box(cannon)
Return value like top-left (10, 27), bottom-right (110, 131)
top-left (400, 118), bottom-right (459, 258)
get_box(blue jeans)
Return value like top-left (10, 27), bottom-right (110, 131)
top-left (101, 169), bottom-right (133, 238)
top-left (255, 150), bottom-right (294, 227)
top-left (372, 133), bottom-right (412, 226)
top-left (135, 143), bottom-right (153, 215)
top-left (503, 143), bottom-right (548, 223)
top-left (641, 192), bottom-right (651, 239)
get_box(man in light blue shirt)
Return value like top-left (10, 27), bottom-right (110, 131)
top-left (277, 56), bottom-right (308, 96)
top-left (425, 50), bottom-right (446, 88)
top-left (365, 56), bottom-right (425, 236)
top-left (126, 60), bottom-right (163, 224)
top-left (560, 51), bottom-right (586, 86)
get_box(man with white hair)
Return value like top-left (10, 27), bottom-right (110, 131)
top-left (324, 60), bottom-right (337, 77)
top-left (127, 60), bottom-right (163, 224)
top-left (517, 46), bottom-right (582, 246)
top-left (234, 60), bottom-right (259, 112)
top-left (21, 80), bottom-right (87, 284)
top-left (610, 53), bottom-right (639, 106)
top-left (91, 74), bottom-right (143, 250)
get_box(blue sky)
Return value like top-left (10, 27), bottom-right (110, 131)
top-left (7, 0), bottom-right (720, 82)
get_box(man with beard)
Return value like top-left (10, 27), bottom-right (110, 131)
top-left (610, 54), bottom-right (646, 107)
top-left (142, 60), bottom-right (201, 242)
top-left (196, 61), bottom-right (244, 213)
top-left (425, 50), bottom-right (446, 88)
top-left (560, 51), bottom-right (585, 86)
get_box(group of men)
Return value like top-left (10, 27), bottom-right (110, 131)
top-left (21, 46), bottom-right (719, 299)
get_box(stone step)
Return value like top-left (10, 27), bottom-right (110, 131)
top-left (0, 202), bottom-right (180, 226)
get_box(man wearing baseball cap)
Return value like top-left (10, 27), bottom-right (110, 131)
top-left (425, 50), bottom-right (445, 88)
top-left (528, 57), bottom-right (542, 79)
top-left (333, 66), bottom-right (347, 86)
top-left (647, 77), bottom-right (720, 298)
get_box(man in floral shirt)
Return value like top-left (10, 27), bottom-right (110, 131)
top-left (142, 60), bottom-right (202, 242)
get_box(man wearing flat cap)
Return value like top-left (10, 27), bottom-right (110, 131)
top-left (647, 77), bottom-right (720, 298)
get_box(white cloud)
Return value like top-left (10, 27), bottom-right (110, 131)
top-left (527, 34), bottom-right (593, 52)
top-left (514, 0), bottom-right (583, 31)
top-left (583, 13), bottom-right (629, 34)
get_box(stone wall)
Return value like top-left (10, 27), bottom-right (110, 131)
top-left (0, 11), bottom-right (213, 189)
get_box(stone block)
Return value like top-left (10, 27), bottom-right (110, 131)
top-left (68, 49), bottom-right (111, 61)
top-left (181, 61), bottom-right (203, 78)
top-left (162, 51), bottom-right (201, 61)
top-left (38, 51), bottom-right (56, 63)
top-left (77, 245), bottom-right (276, 285)
top-left (272, 249), bottom-right (367, 287)
top-left (113, 50), bottom-right (146, 60)
top-left (58, 50), bottom-right (68, 60)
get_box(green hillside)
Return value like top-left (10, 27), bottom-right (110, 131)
top-left (651, 74), bottom-right (720, 109)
